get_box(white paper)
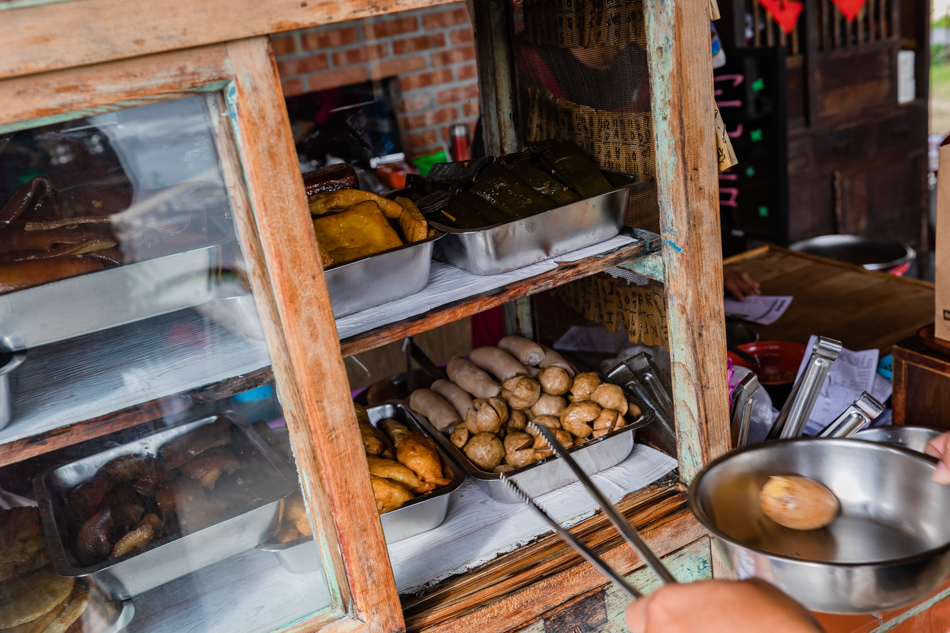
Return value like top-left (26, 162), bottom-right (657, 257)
top-left (723, 295), bottom-right (793, 325)
top-left (798, 335), bottom-right (880, 435)
top-left (335, 235), bottom-right (637, 340)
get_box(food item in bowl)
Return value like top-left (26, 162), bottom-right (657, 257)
top-left (447, 356), bottom-right (502, 399)
top-left (501, 376), bottom-right (542, 410)
top-left (312, 201), bottom-right (403, 266)
top-left (538, 366), bottom-right (571, 396)
top-left (430, 379), bottom-right (475, 420)
top-left (759, 475), bottom-right (840, 531)
top-left (0, 566), bottom-right (74, 629)
top-left (302, 163), bottom-right (359, 198)
top-left (371, 476), bottom-right (415, 514)
top-left (497, 336), bottom-right (545, 366)
top-left (0, 507), bottom-right (49, 582)
top-left (395, 198), bottom-right (428, 243)
top-left (408, 388), bottom-right (461, 433)
top-left (464, 433), bottom-right (505, 471)
top-left (367, 457), bottom-right (434, 495)
top-left (470, 346), bottom-right (529, 382)
top-left (536, 141), bottom-right (613, 199)
top-left (591, 383), bottom-right (628, 415)
top-left (380, 419), bottom-right (451, 488)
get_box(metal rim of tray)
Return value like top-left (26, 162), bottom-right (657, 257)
top-left (427, 179), bottom-right (645, 234)
top-left (34, 413), bottom-right (297, 577)
top-left (409, 401), bottom-right (657, 480)
top-left (323, 230), bottom-right (443, 270)
top-left (688, 437), bottom-right (950, 568)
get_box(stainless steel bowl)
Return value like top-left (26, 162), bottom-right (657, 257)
top-left (689, 439), bottom-right (950, 613)
top-left (853, 425), bottom-right (945, 455)
top-left (0, 351), bottom-right (25, 430)
top-left (789, 235), bottom-right (915, 272)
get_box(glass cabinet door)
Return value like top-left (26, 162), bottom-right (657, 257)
top-left (0, 92), bottom-right (337, 633)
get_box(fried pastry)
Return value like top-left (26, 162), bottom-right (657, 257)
top-left (284, 493), bottom-right (312, 537)
top-left (394, 197), bottom-right (428, 242)
top-left (0, 567), bottom-right (74, 629)
top-left (308, 189), bottom-right (404, 219)
top-left (395, 432), bottom-right (451, 487)
top-left (311, 200), bottom-right (403, 265)
top-left (366, 457), bottom-right (434, 494)
top-left (370, 476), bottom-right (414, 514)
top-left (42, 585), bottom-right (90, 633)
top-left (109, 524), bottom-right (155, 559)
top-left (0, 508), bottom-right (48, 582)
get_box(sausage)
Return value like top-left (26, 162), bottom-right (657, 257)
top-left (469, 347), bottom-right (528, 382)
top-left (538, 345), bottom-right (576, 377)
top-left (431, 379), bottom-right (476, 419)
top-left (409, 389), bottom-right (462, 432)
top-left (447, 355), bottom-right (501, 398)
top-left (497, 336), bottom-right (545, 366)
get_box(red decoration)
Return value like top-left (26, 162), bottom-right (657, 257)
top-left (757, 0), bottom-right (803, 34)
top-left (830, 0), bottom-right (867, 21)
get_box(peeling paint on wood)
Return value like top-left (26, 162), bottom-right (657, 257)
top-left (618, 252), bottom-right (665, 282)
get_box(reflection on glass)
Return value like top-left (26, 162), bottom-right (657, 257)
top-left (0, 95), bottom-right (333, 633)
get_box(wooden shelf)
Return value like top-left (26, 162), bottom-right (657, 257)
top-left (340, 230), bottom-right (662, 357)
top-left (0, 308), bottom-right (272, 468)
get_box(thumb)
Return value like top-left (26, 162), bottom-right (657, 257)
top-left (624, 594), bottom-right (654, 633)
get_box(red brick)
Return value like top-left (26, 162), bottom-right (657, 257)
top-left (270, 35), bottom-right (298, 57)
top-left (422, 7), bottom-right (471, 29)
top-left (308, 66), bottom-right (369, 91)
top-left (397, 93), bottom-right (434, 113)
top-left (462, 101), bottom-right (480, 118)
top-left (456, 63), bottom-right (478, 81)
top-left (392, 33), bottom-right (446, 55)
top-left (276, 53), bottom-right (330, 78)
top-left (404, 129), bottom-right (440, 150)
top-left (431, 45), bottom-right (477, 67)
top-left (363, 15), bottom-right (419, 40)
top-left (301, 26), bottom-right (360, 50)
top-left (449, 28), bottom-right (474, 46)
top-left (405, 106), bottom-right (460, 130)
top-left (436, 82), bottom-right (479, 106)
top-left (332, 43), bottom-right (389, 67)
top-left (369, 55), bottom-right (427, 80)
top-left (280, 78), bottom-right (306, 98)
top-left (399, 68), bottom-right (454, 92)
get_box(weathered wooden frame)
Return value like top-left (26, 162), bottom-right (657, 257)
top-left (0, 38), bottom-right (403, 633)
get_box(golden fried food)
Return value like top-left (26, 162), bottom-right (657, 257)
top-left (6, 595), bottom-right (67, 633)
top-left (370, 476), bottom-right (414, 514)
top-left (309, 189), bottom-right (404, 219)
top-left (378, 418), bottom-right (410, 447)
top-left (396, 432), bottom-right (452, 487)
top-left (359, 422), bottom-right (395, 459)
top-left (759, 476), bottom-right (839, 531)
top-left (395, 197), bottom-right (428, 243)
top-left (366, 457), bottom-right (434, 494)
top-left (0, 508), bottom-right (48, 583)
top-left (463, 433), bottom-right (505, 472)
top-left (317, 241), bottom-right (334, 268)
top-left (312, 201), bottom-right (403, 266)
top-left (0, 257), bottom-right (105, 295)
top-left (109, 523), bottom-right (155, 559)
top-left (42, 585), bottom-right (90, 633)
top-left (285, 493), bottom-right (312, 537)
top-left (0, 567), bottom-right (74, 628)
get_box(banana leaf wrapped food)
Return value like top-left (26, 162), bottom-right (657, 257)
top-left (427, 157), bottom-right (493, 189)
top-left (466, 163), bottom-right (556, 219)
top-left (505, 157), bottom-right (580, 205)
top-left (438, 201), bottom-right (489, 230)
top-left (454, 190), bottom-right (510, 225)
top-left (537, 142), bottom-right (613, 198)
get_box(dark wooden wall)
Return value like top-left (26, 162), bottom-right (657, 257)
top-left (718, 0), bottom-right (929, 249)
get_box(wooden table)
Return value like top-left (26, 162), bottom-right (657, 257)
top-left (724, 246), bottom-right (935, 354)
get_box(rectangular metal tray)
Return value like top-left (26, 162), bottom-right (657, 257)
top-left (411, 390), bottom-right (656, 504)
top-left (0, 242), bottom-right (221, 351)
top-left (34, 412), bottom-right (296, 600)
top-left (325, 232), bottom-right (442, 318)
top-left (257, 402), bottom-right (464, 573)
top-left (429, 178), bottom-right (644, 275)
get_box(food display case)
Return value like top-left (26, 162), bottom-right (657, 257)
top-left (0, 1), bottom-right (729, 632)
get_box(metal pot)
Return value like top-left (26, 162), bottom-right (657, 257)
top-left (789, 235), bottom-right (915, 274)
top-left (689, 438), bottom-right (950, 613)
top-left (853, 425), bottom-right (945, 455)
top-left (0, 351), bottom-right (25, 430)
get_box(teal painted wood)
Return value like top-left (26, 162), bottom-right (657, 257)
top-left (0, 0), bottom-right (72, 10)
top-left (618, 252), bottom-right (664, 283)
top-left (503, 297), bottom-right (536, 341)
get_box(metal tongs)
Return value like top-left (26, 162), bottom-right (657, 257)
top-left (499, 421), bottom-right (676, 600)
top-left (766, 336), bottom-right (842, 440)
top-left (818, 391), bottom-right (885, 438)
top-left (730, 373), bottom-right (760, 448)
top-left (606, 352), bottom-right (677, 455)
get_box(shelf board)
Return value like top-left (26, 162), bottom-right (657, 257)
top-left (340, 230), bottom-right (661, 357)
top-left (0, 308), bottom-right (272, 468)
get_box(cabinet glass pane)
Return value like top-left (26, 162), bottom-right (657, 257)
top-left (0, 94), bottom-right (334, 633)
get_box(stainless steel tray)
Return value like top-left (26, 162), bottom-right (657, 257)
top-left (256, 536), bottom-right (324, 576)
top-left (325, 232), bottom-right (442, 318)
top-left (411, 391), bottom-right (656, 504)
top-left (430, 179), bottom-right (643, 275)
top-left (84, 592), bottom-right (135, 633)
top-left (34, 413), bottom-right (296, 600)
top-left (0, 242), bottom-right (221, 351)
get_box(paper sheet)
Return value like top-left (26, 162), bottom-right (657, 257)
top-left (798, 335), bottom-right (880, 435)
top-left (723, 295), bottom-right (793, 325)
top-left (335, 235), bottom-right (637, 340)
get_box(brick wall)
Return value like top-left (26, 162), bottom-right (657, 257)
top-left (270, 3), bottom-right (479, 159)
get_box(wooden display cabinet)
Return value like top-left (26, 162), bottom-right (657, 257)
top-left (0, 1), bottom-right (728, 632)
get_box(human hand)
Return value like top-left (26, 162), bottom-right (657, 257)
top-left (625, 579), bottom-right (825, 633)
top-left (925, 431), bottom-right (950, 484)
top-left (724, 270), bottom-right (761, 301)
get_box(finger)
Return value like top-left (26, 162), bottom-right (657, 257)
top-left (624, 595), bottom-right (652, 633)
top-left (926, 432), bottom-right (950, 459)
top-left (725, 281), bottom-right (746, 301)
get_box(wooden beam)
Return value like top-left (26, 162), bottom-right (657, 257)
top-left (469, 0), bottom-right (519, 155)
top-left (646, 0), bottom-right (731, 481)
top-left (0, 0), bottom-right (456, 81)
top-left (223, 38), bottom-right (405, 633)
